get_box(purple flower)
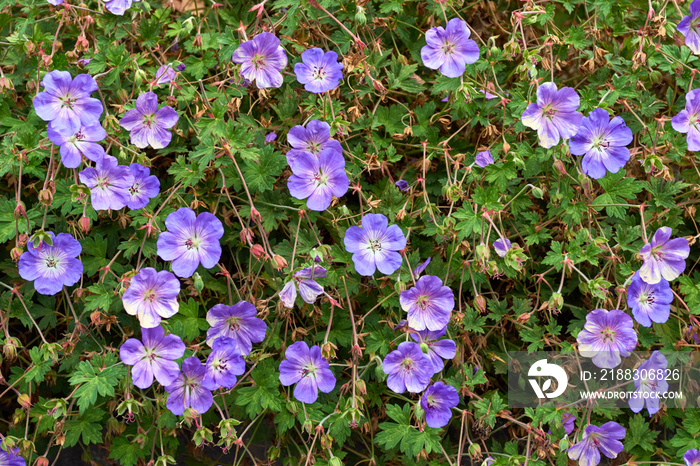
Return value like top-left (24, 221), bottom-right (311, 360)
top-left (119, 325), bottom-right (185, 389)
top-left (475, 150), bottom-right (494, 167)
top-left (0, 446), bottom-right (25, 466)
top-left (122, 267), bottom-right (180, 328)
top-left (414, 257), bottom-right (431, 277)
top-left (47, 123), bottom-right (106, 168)
top-left (202, 336), bottom-right (246, 390)
top-left (410, 327), bottom-right (456, 374)
top-left (639, 227), bottom-right (690, 284)
top-left (279, 341), bottom-right (336, 404)
top-left (577, 309), bottom-right (637, 369)
top-left (561, 413), bottom-right (576, 435)
top-left (493, 238), bottom-right (511, 257)
top-left (78, 155), bottom-right (133, 211)
top-left (684, 449), bottom-right (700, 466)
top-left (672, 89), bottom-right (700, 151)
top-left (382, 341), bottom-right (432, 393)
top-left (420, 381), bottom-right (459, 428)
top-left (287, 148), bottom-right (349, 211)
top-left (206, 301), bottom-right (267, 354)
top-left (521, 82), bottom-right (583, 149)
top-left (126, 163), bottom-right (160, 210)
top-left (105, 0), bottom-right (138, 15)
top-left (280, 266), bottom-right (327, 309)
top-left (420, 18), bottom-right (479, 78)
top-left (265, 131), bottom-right (277, 142)
top-left (286, 119), bottom-right (343, 164)
top-left (678, 1), bottom-right (700, 54)
top-left (175, 63), bottom-right (186, 71)
top-left (629, 351), bottom-right (669, 416)
top-left (294, 48), bottom-right (343, 94)
top-left (343, 213), bottom-right (407, 276)
top-left (232, 33), bottom-right (288, 89)
top-left (395, 180), bottom-right (409, 192)
top-left (567, 422), bottom-right (625, 466)
top-left (18, 232), bottom-right (82, 295)
top-left (119, 92), bottom-right (179, 149)
top-left (400, 275), bottom-right (454, 331)
top-left (165, 357), bottom-right (213, 415)
top-left (47, 0), bottom-right (63, 5)
top-left (33, 71), bottom-right (103, 134)
top-left (627, 271), bottom-right (672, 327)
top-left (569, 108), bottom-right (633, 179)
top-left (155, 64), bottom-right (176, 85)
top-left (156, 207), bottom-right (223, 278)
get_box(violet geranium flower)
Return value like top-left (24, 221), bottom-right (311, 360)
top-left (287, 148), bottom-right (349, 211)
top-left (521, 82), bottom-right (583, 149)
top-left (382, 341), bottom-right (432, 393)
top-left (561, 413), bottom-right (576, 435)
top-left (205, 301), bottom-right (267, 355)
top-left (639, 227), bottom-right (690, 284)
top-left (232, 33), bottom-right (288, 89)
top-left (155, 64), bottom-right (176, 85)
top-left (0, 446), bottom-right (25, 466)
top-left (567, 422), bottom-right (626, 466)
top-left (678, 1), bottom-right (700, 54)
top-left (279, 341), bottom-right (336, 404)
top-left (78, 155), bottom-right (133, 211)
top-left (475, 150), bottom-right (494, 167)
top-left (672, 89), bottom-right (700, 151)
top-left (119, 325), bottom-right (185, 389)
top-left (569, 108), bottom-right (633, 179)
top-left (279, 266), bottom-right (327, 309)
top-left (493, 238), bottom-right (511, 258)
top-left (343, 213), bottom-right (407, 276)
top-left (286, 119), bottom-right (343, 164)
top-left (684, 449), bottom-right (700, 466)
top-left (47, 123), bottom-right (106, 168)
top-left (165, 357), bottom-right (213, 416)
top-left (627, 271), bottom-right (672, 327)
top-left (414, 257), bottom-right (431, 277)
top-left (420, 381), bottom-right (459, 428)
top-left (577, 309), bottom-right (637, 369)
top-left (122, 267), bottom-right (180, 328)
top-left (156, 207), bottom-right (224, 278)
top-left (119, 92), bottom-right (179, 149)
top-left (32, 71), bottom-right (103, 134)
top-left (294, 48), bottom-right (343, 94)
top-left (420, 18), bottom-right (479, 78)
top-left (126, 163), bottom-right (160, 210)
top-left (105, 0), bottom-right (139, 15)
top-left (400, 275), bottom-right (454, 331)
top-left (395, 180), bottom-right (409, 192)
top-left (18, 232), bottom-right (83, 295)
top-left (410, 327), bottom-right (457, 374)
top-left (629, 351), bottom-right (669, 416)
top-left (202, 336), bottom-right (246, 390)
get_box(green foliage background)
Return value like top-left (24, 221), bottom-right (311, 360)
top-left (1, 0), bottom-right (700, 464)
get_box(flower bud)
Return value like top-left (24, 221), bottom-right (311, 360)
top-left (286, 401), bottom-right (299, 416)
top-left (303, 419), bottom-right (314, 435)
top-left (329, 457), bottom-right (343, 466)
top-left (553, 159), bottom-right (567, 176)
top-left (34, 456), bottom-right (50, 466)
top-left (474, 295), bottom-right (487, 313)
top-left (310, 248), bottom-right (324, 263)
top-left (193, 272), bottom-right (204, 293)
top-left (558, 438), bottom-right (569, 451)
top-left (0, 77), bottom-right (14, 90)
top-left (18, 393), bottom-right (32, 409)
top-left (240, 227), bottom-right (255, 245)
top-left (273, 254), bottom-right (288, 271)
top-left (193, 426), bottom-right (213, 446)
top-left (469, 443), bottom-right (482, 459)
top-left (531, 187), bottom-right (544, 199)
top-left (3, 336), bottom-right (20, 360)
top-left (251, 244), bottom-right (266, 260)
top-left (413, 401), bottom-right (425, 421)
top-left (549, 292), bottom-right (564, 311)
top-left (39, 189), bottom-right (53, 206)
top-left (420, 342), bottom-right (430, 354)
top-left (79, 216), bottom-right (91, 233)
top-left (475, 243), bottom-right (490, 262)
top-left (10, 247), bottom-right (23, 262)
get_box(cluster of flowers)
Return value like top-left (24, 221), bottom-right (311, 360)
top-left (14, 3), bottom-right (700, 462)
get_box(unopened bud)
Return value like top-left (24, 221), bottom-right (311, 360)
top-left (240, 228), bottom-right (254, 245)
top-left (18, 393), bottom-right (32, 409)
top-left (273, 255), bottom-right (288, 271)
top-left (474, 295), bottom-right (486, 313)
top-left (34, 456), bottom-right (50, 466)
top-left (372, 78), bottom-right (386, 94)
top-left (469, 443), bottom-right (482, 459)
top-left (553, 159), bottom-right (567, 176)
top-left (39, 189), bottom-right (53, 206)
top-left (531, 187), bottom-right (544, 199)
top-left (549, 292), bottom-right (564, 311)
top-left (303, 419), bottom-right (314, 435)
top-left (559, 438), bottom-right (569, 451)
top-left (310, 248), bottom-right (324, 263)
top-left (329, 457), bottom-right (343, 466)
top-left (79, 216), bottom-right (91, 233)
top-left (10, 247), bottom-right (23, 262)
top-left (251, 244), bottom-right (266, 260)
top-left (193, 272), bottom-right (204, 293)
top-left (3, 337), bottom-right (20, 360)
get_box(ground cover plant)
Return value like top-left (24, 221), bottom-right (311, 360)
top-left (2, 0), bottom-right (700, 465)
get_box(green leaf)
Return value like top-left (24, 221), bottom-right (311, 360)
top-left (68, 354), bottom-right (125, 414)
top-left (64, 409), bottom-right (105, 447)
top-left (374, 404), bottom-right (442, 456)
top-left (625, 414), bottom-right (659, 453)
top-left (108, 437), bottom-right (149, 466)
top-left (241, 146), bottom-right (287, 194)
top-left (592, 171), bottom-right (643, 219)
